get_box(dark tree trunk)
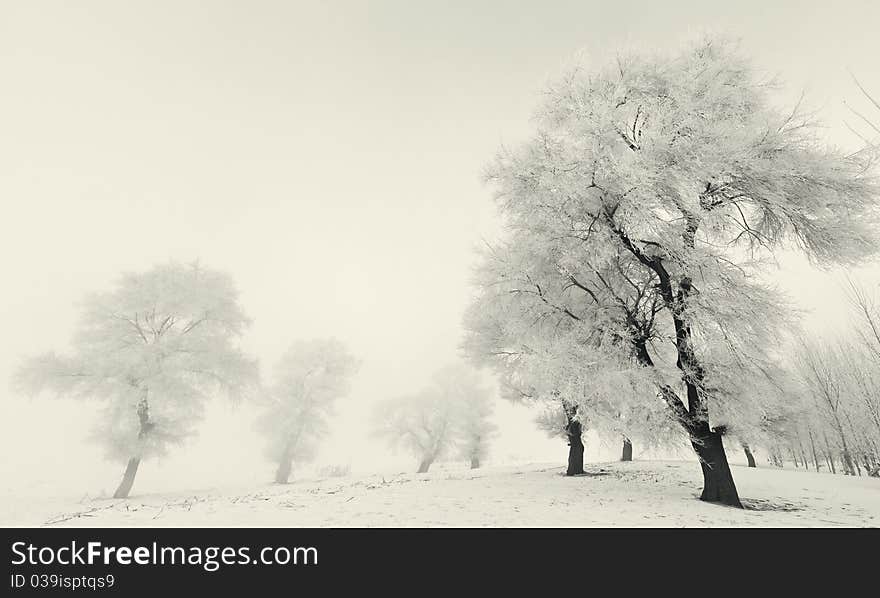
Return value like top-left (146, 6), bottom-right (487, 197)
top-left (275, 455), bottom-right (293, 484)
top-left (470, 456), bottom-right (480, 469)
top-left (630, 270), bottom-right (742, 506)
top-left (565, 413), bottom-right (585, 476)
top-left (691, 424), bottom-right (742, 508)
top-left (113, 457), bottom-right (141, 499)
top-left (621, 438), bottom-right (633, 462)
top-left (742, 443), bottom-right (756, 468)
top-left (566, 429), bottom-right (585, 476)
top-left (417, 457), bottom-right (433, 473)
top-left (608, 198), bottom-right (745, 508)
top-left (274, 437), bottom-right (296, 484)
top-left (113, 392), bottom-right (152, 499)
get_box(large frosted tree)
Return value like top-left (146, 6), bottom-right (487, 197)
top-left (466, 38), bottom-right (879, 506)
top-left (14, 262), bottom-right (257, 498)
top-left (257, 338), bottom-right (359, 484)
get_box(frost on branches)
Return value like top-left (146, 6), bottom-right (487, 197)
top-left (13, 262), bottom-right (258, 498)
top-left (256, 338), bottom-right (359, 484)
top-left (465, 38), bottom-right (880, 507)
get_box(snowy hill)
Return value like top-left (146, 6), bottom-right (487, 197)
top-left (6, 460), bottom-right (878, 527)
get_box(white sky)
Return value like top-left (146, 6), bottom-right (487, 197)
top-left (1, 1), bottom-right (879, 498)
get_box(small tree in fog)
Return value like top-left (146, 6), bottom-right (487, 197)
top-left (442, 365), bottom-right (497, 469)
top-left (257, 339), bottom-right (358, 484)
top-left (373, 364), bottom-right (497, 473)
top-left (373, 390), bottom-right (457, 473)
top-left (13, 262), bottom-right (257, 498)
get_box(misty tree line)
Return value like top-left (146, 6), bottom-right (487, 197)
top-left (12, 262), bottom-right (498, 498)
top-left (758, 283), bottom-right (880, 477)
top-left (12, 36), bottom-right (880, 507)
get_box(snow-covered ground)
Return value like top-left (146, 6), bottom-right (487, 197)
top-left (4, 460), bottom-right (877, 527)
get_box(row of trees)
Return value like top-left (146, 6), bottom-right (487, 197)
top-left (762, 284), bottom-right (880, 477)
top-left (13, 263), bottom-right (366, 497)
top-left (463, 37), bottom-right (880, 507)
top-left (12, 38), bottom-right (880, 509)
top-left (12, 262), bottom-right (500, 497)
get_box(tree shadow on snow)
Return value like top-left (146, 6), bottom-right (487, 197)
top-left (559, 469), bottom-right (613, 478)
top-left (740, 497), bottom-right (804, 512)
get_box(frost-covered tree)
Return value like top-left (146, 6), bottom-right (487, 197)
top-left (373, 365), bottom-right (494, 473)
top-left (441, 364), bottom-right (497, 469)
top-left (465, 233), bottom-right (679, 476)
top-left (257, 339), bottom-right (359, 484)
top-left (13, 262), bottom-right (257, 498)
top-left (466, 37), bottom-right (879, 506)
top-left (373, 390), bottom-right (457, 473)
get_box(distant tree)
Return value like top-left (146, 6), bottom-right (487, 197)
top-left (257, 339), bottom-right (359, 484)
top-left (13, 262), bottom-right (257, 498)
top-left (441, 365), bottom-right (497, 469)
top-left (373, 390), bottom-right (457, 473)
top-left (373, 364), bottom-right (495, 473)
top-left (466, 37), bottom-right (879, 507)
top-left (741, 443), bottom-right (757, 468)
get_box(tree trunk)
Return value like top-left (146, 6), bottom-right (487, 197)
top-left (842, 449), bottom-right (856, 475)
top-left (609, 202), bottom-right (744, 507)
top-left (799, 442), bottom-right (810, 472)
top-left (417, 457), bottom-right (433, 473)
top-left (742, 443), bottom-right (756, 468)
top-left (807, 428), bottom-right (820, 472)
top-left (692, 424), bottom-right (742, 508)
top-left (621, 438), bottom-right (633, 462)
top-left (274, 455), bottom-right (293, 484)
top-left (566, 419), bottom-right (585, 476)
top-left (113, 457), bottom-right (141, 499)
top-left (113, 390), bottom-right (150, 499)
top-left (470, 456), bottom-right (480, 469)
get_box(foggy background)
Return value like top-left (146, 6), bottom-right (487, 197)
top-left (2, 1), bottom-right (879, 505)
